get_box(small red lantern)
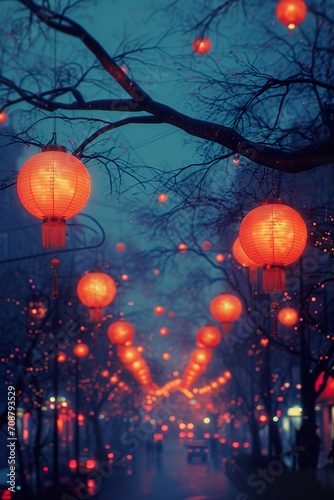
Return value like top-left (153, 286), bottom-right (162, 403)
top-left (239, 199), bottom-right (307, 292)
top-left (117, 345), bottom-right (141, 364)
top-left (73, 343), bottom-right (89, 358)
top-left (278, 307), bottom-right (298, 326)
top-left (17, 145), bottom-right (90, 249)
top-left (192, 36), bottom-right (212, 55)
top-left (276, 0), bottom-right (307, 29)
top-left (196, 325), bottom-right (222, 348)
top-left (107, 320), bottom-right (135, 345)
top-left (0, 111), bottom-right (8, 124)
top-left (154, 305), bottom-right (166, 316)
top-left (77, 272), bottom-right (116, 322)
top-left (232, 237), bottom-right (259, 291)
top-left (210, 293), bottom-right (242, 332)
top-left (190, 347), bottom-right (213, 365)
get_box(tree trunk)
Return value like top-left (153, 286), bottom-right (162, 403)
top-left (248, 418), bottom-right (262, 461)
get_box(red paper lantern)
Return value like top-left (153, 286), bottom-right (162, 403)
top-left (17, 145), bottom-right (90, 249)
top-left (117, 345), bottom-right (140, 364)
top-left (276, 0), bottom-right (307, 29)
top-left (278, 307), bottom-right (298, 326)
top-left (232, 237), bottom-right (259, 290)
top-left (196, 325), bottom-right (222, 347)
top-left (73, 343), bottom-right (89, 358)
top-left (239, 199), bottom-right (307, 292)
top-left (77, 272), bottom-right (116, 322)
top-left (107, 320), bottom-right (135, 345)
top-left (210, 293), bottom-right (242, 332)
top-left (192, 36), bottom-right (212, 55)
top-left (190, 347), bottom-right (213, 365)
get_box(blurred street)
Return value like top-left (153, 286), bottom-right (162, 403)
top-left (94, 437), bottom-right (240, 500)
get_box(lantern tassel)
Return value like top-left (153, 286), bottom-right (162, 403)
top-left (50, 257), bottom-right (60, 298)
top-left (263, 266), bottom-right (285, 293)
top-left (89, 307), bottom-right (103, 323)
top-left (43, 217), bottom-right (66, 249)
top-left (271, 301), bottom-right (280, 339)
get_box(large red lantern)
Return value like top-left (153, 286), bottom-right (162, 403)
top-left (17, 145), bottom-right (90, 249)
top-left (107, 320), bottom-right (135, 345)
top-left (239, 199), bottom-right (307, 292)
top-left (210, 293), bottom-right (242, 332)
top-left (232, 237), bottom-right (259, 291)
top-left (77, 272), bottom-right (116, 322)
top-left (278, 307), bottom-right (298, 326)
top-left (192, 36), bottom-right (212, 55)
top-left (196, 325), bottom-right (222, 348)
top-left (276, 0), bottom-right (307, 30)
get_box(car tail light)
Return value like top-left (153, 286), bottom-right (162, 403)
top-left (188, 448), bottom-right (193, 452)
top-left (205, 448), bottom-right (209, 452)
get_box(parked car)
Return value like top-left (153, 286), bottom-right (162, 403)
top-left (186, 440), bottom-right (209, 463)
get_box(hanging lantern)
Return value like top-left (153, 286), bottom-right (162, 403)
top-left (73, 343), bottom-right (89, 358)
top-left (276, 0), bottom-right (307, 30)
top-left (192, 36), bottom-right (212, 55)
top-left (239, 199), bottom-right (307, 292)
top-left (190, 347), bottom-right (213, 365)
top-left (107, 319), bottom-right (135, 345)
top-left (232, 237), bottom-right (259, 291)
top-left (196, 325), bottom-right (221, 348)
top-left (210, 293), bottom-right (242, 332)
top-left (278, 307), bottom-right (298, 326)
top-left (17, 145), bottom-right (90, 249)
top-left (77, 271), bottom-right (116, 322)
top-left (117, 345), bottom-right (141, 365)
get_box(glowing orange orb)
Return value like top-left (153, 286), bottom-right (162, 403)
top-left (115, 242), bottom-right (126, 252)
top-left (201, 240), bottom-right (212, 251)
top-left (215, 254), bottom-right (225, 263)
top-left (117, 345), bottom-right (140, 364)
top-left (107, 320), bottom-right (135, 344)
top-left (160, 326), bottom-right (169, 336)
top-left (196, 325), bottom-right (222, 347)
top-left (210, 293), bottom-right (242, 332)
top-left (276, 0), bottom-right (307, 29)
top-left (278, 307), bottom-right (298, 326)
top-left (0, 112), bottom-right (8, 124)
top-left (192, 36), bottom-right (212, 55)
top-left (154, 305), bottom-right (166, 316)
top-left (190, 348), bottom-right (212, 365)
top-left (178, 243), bottom-right (188, 252)
top-left (73, 343), bottom-right (89, 358)
top-left (158, 193), bottom-right (168, 203)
